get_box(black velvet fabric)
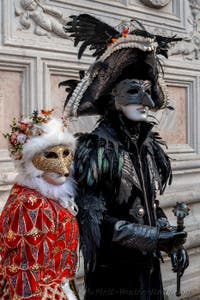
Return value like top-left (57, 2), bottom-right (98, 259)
top-left (84, 255), bottom-right (164, 300)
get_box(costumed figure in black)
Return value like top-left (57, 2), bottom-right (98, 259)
top-left (61, 14), bottom-right (189, 299)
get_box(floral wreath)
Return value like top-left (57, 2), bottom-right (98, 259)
top-left (3, 109), bottom-right (54, 160)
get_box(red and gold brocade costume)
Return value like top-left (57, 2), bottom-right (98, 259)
top-left (0, 184), bottom-right (79, 300)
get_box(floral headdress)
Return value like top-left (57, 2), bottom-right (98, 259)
top-left (3, 110), bottom-right (54, 160)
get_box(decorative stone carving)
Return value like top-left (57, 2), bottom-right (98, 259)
top-left (169, 0), bottom-right (200, 59)
top-left (120, 0), bottom-right (130, 5)
top-left (14, 0), bottom-right (70, 38)
top-left (140, 0), bottom-right (171, 8)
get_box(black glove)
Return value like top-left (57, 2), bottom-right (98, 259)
top-left (112, 219), bottom-right (187, 255)
top-left (112, 220), bottom-right (159, 252)
top-left (158, 230), bottom-right (187, 253)
top-left (170, 247), bottom-right (189, 276)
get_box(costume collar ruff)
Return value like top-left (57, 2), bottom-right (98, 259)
top-left (15, 174), bottom-right (78, 216)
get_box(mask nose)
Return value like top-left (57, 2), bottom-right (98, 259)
top-left (59, 165), bottom-right (70, 176)
top-left (139, 91), bottom-right (155, 109)
top-left (57, 156), bottom-right (70, 176)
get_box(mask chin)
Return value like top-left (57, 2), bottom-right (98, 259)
top-left (42, 172), bottom-right (67, 186)
top-left (121, 104), bottom-right (149, 122)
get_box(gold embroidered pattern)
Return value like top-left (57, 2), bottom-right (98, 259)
top-left (42, 274), bottom-right (52, 283)
top-left (0, 184), bottom-right (79, 299)
top-left (50, 224), bottom-right (55, 232)
top-left (26, 227), bottom-right (40, 237)
top-left (31, 263), bottom-right (40, 270)
top-left (8, 264), bottom-right (18, 272)
top-left (28, 195), bottom-right (38, 205)
top-left (6, 229), bottom-right (15, 240)
top-left (52, 246), bottom-right (61, 255)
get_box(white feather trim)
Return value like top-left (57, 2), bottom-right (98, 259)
top-left (22, 118), bottom-right (76, 163)
top-left (61, 280), bottom-right (78, 300)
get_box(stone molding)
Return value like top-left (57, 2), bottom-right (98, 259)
top-left (140, 0), bottom-right (171, 8)
top-left (0, 54), bottom-right (37, 115)
top-left (155, 59), bottom-right (200, 155)
top-left (0, 0), bottom-right (186, 53)
top-left (169, 0), bottom-right (200, 60)
top-left (3, 0), bottom-right (186, 52)
top-left (2, 0), bottom-right (73, 52)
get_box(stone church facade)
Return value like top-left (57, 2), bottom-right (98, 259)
top-left (0, 0), bottom-right (200, 299)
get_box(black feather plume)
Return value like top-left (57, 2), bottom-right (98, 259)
top-left (130, 29), bottom-right (182, 58)
top-left (76, 192), bottom-right (106, 273)
top-left (146, 131), bottom-right (172, 192)
top-left (64, 14), bottom-right (120, 59)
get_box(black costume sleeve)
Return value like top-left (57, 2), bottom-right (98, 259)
top-left (74, 132), bottom-right (122, 271)
top-left (75, 190), bottom-right (106, 271)
top-left (113, 221), bottom-right (159, 251)
top-left (104, 213), bottom-right (160, 252)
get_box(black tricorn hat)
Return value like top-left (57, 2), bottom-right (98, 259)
top-left (60, 14), bottom-right (181, 117)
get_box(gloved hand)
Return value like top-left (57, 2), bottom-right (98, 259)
top-left (157, 217), bottom-right (189, 276)
top-left (170, 247), bottom-right (189, 276)
top-left (112, 220), bottom-right (159, 252)
top-left (112, 219), bottom-right (187, 255)
top-left (158, 230), bottom-right (187, 253)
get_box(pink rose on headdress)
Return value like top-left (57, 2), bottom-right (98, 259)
top-left (19, 122), bottom-right (29, 131)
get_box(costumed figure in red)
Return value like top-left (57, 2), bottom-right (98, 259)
top-left (0, 110), bottom-right (79, 300)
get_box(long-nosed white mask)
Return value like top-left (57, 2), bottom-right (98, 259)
top-left (121, 104), bottom-right (149, 122)
top-left (112, 79), bottom-right (154, 121)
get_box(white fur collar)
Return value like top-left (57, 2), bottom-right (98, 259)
top-left (15, 174), bottom-right (78, 216)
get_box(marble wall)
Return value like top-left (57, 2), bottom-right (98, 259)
top-left (1, 0), bottom-right (200, 299)
top-left (158, 86), bottom-right (187, 144)
top-left (0, 71), bottom-right (22, 149)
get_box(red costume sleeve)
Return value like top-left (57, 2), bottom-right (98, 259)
top-left (0, 184), bottom-right (79, 300)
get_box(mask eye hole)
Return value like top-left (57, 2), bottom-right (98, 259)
top-left (44, 151), bottom-right (58, 159)
top-left (63, 149), bottom-right (70, 157)
top-left (128, 88), bottom-right (138, 94)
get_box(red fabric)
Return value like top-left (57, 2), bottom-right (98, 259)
top-left (0, 184), bottom-right (79, 299)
